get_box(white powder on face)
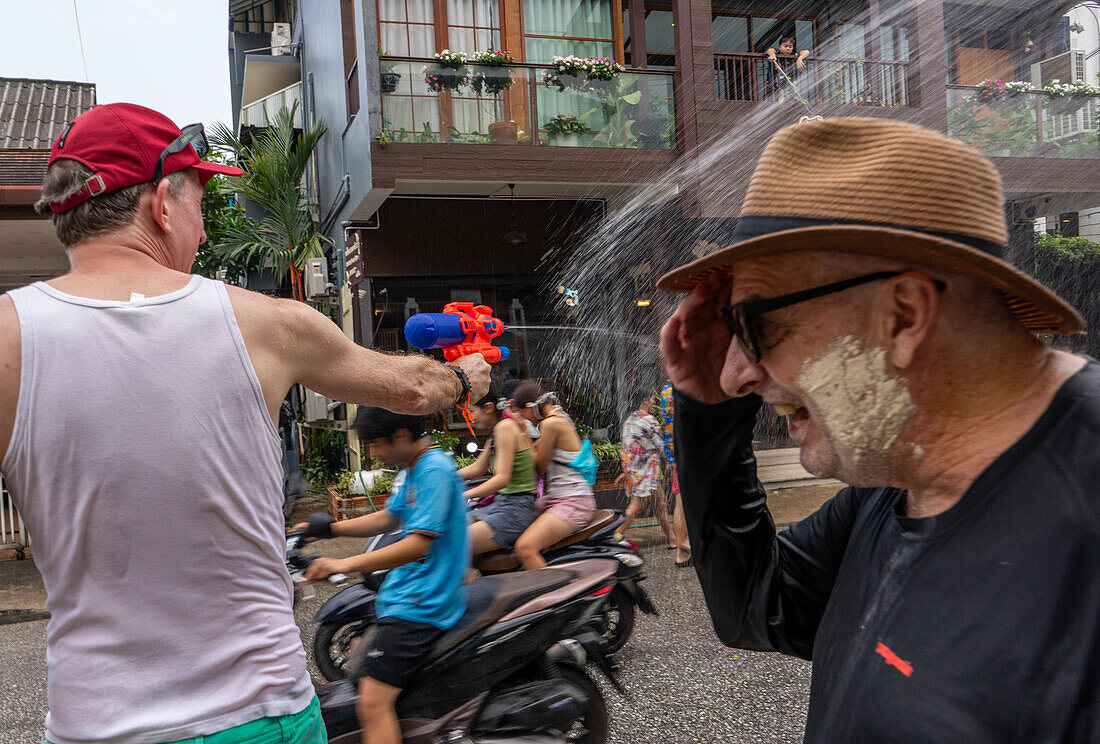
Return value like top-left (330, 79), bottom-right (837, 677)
top-left (797, 336), bottom-right (915, 479)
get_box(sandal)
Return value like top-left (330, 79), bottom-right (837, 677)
top-left (675, 552), bottom-right (693, 568)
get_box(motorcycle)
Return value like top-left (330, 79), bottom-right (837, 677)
top-left (315, 557), bottom-right (626, 744)
top-left (309, 507), bottom-right (656, 681)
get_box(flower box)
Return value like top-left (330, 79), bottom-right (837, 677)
top-left (327, 486), bottom-right (387, 521)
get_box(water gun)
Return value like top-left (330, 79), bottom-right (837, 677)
top-left (404, 302), bottom-right (510, 363)
top-left (405, 303), bottom-right (510, 434)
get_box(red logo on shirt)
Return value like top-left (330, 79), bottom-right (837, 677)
top-left (875, 642), bottom-right (913, 677)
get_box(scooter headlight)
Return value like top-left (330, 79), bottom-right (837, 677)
top-left (616, 553), bottom-right (643, 568)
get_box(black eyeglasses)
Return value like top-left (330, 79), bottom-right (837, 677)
top-left (152, 123), bottom-right (208, 185)
top-left (720, 271), bottom-right (947, 364)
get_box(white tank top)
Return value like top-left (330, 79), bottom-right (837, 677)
top-left (544, 410), bottom-right (593, 499)
top-left (2, 276), bottom-right (312, 744)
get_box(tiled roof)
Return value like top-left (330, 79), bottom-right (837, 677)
top-left (0, 150), bottom-right (50, 187)
top-left (0, 78), bottom-right (96, 149)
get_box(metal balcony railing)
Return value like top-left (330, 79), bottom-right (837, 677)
top-left (947, 85), bottom-right (1099, 159)
top-left (240, 82), bottom-right (304, 129)
top-left (379, 57), bottom-right (675, 149)
top-left (714, 53), bottom-right (911, 107)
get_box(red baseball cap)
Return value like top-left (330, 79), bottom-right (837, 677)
top-left (47, 102), bottom-right (243, 213)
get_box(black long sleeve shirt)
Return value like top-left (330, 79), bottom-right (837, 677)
top-left (674, 360), bottom-right (1100, 743)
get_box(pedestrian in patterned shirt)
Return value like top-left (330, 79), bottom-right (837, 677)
top-left (657, 381), bottom-right (692, 567)
top-left (615, 390), bottom-right (674, 542)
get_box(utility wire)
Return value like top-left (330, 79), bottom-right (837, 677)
top-left (72, 0), bottom-right (90, 83)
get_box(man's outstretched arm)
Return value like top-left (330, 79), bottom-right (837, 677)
top-left (232, 288), bottom-right (490, 418)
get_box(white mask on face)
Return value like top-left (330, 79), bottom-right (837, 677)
top-left (524, 418), bottom-right (541, 439)
top-left (797, 335), bottom-right (915, 482)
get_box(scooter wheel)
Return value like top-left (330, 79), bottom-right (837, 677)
top-left (313, 619), bottom-right (366, 681)
top-left (598, 585), bottom-right (636, 653)
top-left (557, 664), bottom-right (608, 743)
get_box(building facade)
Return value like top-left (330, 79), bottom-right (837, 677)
top-left (227, 0), bottom-right (1100, 446)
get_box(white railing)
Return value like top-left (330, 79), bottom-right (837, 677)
top-left (240, 81), bottom-right (304, 129)
top-left (1, 473), bottom-right (30, 554)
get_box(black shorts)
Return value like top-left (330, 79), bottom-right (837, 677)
top-left (355, 617), bottom-right (446, 690)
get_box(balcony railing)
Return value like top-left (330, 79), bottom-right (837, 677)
top-left (240, 82), bottom-right (303, 129)
top-left (714, 53), bottom-right (911, 107)
top-left (947, 85), bottom-right (1099, 159)
top-left (379, 58), bottom-right (675, 149)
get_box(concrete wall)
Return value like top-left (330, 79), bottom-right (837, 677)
top-left (229, 31), bottom-right (270, 129)
top-left (298, 0), bottom-right (374, 278)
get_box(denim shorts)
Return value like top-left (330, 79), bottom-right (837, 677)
top-left (470, 492), bottom-right (537, 549)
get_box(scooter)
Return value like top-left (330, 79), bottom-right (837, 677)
top-left (309, 509), bottom-right (656, 681)
top-left (315, 557), bottom-right (625, 744)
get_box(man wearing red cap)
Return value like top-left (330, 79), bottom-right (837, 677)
top-left (0, 103), bottom-right (489, 744)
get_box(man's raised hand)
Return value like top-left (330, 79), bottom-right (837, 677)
top-left (660, 274), bottom-right (733, 405)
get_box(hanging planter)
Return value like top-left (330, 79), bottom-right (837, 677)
top-left (468, 49), bottom-right (516, 97)
top-left (1044, 79), bottom-right (1100, 115)
top-left (975, 79), bottom-right (1032, 104)
top-left (380, 71), bottom-right (401, 93)
top-left (1048, 95), bottom-right (1089, 116)
top-left (379, 50), bottom-right (402, 94)
top-left (424, 49), bottom-right (468, 94)
top-left (544, 55), bottom-right (625, 92)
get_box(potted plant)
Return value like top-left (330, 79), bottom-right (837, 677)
top-left (544, 55), bottom-right (625, 91)
top-left (468, 49), bottom-right (516, 97)
top-left (488, 120), bottom-right (519, 144)
top-left (379, 48), bottom-right (401, 93)
top-left (424, 49), bottom-right (468, 94)
top-left (1044, 79), bottom-right (1100, 115)
top-left (544, 113), bottom-right (591, 146)
top-left (592, 442), bottom-right (622, 490)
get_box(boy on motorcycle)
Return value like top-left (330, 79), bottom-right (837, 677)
top-left (298, 407), bottom-right (469, 744)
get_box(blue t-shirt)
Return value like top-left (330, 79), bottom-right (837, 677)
top-left (375, 447), bottom-right (469, 629)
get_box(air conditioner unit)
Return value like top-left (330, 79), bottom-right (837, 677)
top-left (305, 257), bottom-right (331, 299)
top-left (303, 388), bottom-right (337, 422)
top-left (1033, 50), bottom-right (1085, 87)
top-left (271, 22), bottom-right (292, 56)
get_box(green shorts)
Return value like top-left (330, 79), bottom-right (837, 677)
top-left (46, 696), bottom-right (326, 744)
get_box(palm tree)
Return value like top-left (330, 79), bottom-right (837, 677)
top-left (207, 102), bottom-right (330, 300)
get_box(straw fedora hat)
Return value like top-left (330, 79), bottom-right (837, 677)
top-left (657, 117), bottom-right (1083, 334)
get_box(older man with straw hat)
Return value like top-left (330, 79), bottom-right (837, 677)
top-left (659, 117), bottom-right (1099, 742)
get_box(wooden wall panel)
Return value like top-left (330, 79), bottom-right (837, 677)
top-left (359, 197), bottom-right (605, 277)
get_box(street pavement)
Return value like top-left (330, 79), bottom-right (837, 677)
top-left (0, 485), bottom-right (835, 744)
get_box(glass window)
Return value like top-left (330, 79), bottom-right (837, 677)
top-left (712, 15), bottom-right (749, 53)
top-left (379, 0), bottom-right (406, 22)
top-left (448, 0), bottom-right (500, 54)
top-left (795, 20), bottom-right (814, 53)
top-left (378, 0), bottom-right (435, 56)
top-left (837, 22), bottom-right (865, 59)
top-left (959, 27), bottom-right (984, 48)
top-left (646, 10), bottom-right (675, 55)
top-left (523, 0), bottom-right (614, 63)
top-left (524, 0), bottom-right (613, 38)
top-left (752, 17), bottom-right (780, 53)
top-left (986, 29), bottom-right (1009, 50)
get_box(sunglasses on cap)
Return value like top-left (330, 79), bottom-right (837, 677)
top-left (152, 123), bottom-right (209, 185)
top-left (720, 271), bottom-right (946, 364)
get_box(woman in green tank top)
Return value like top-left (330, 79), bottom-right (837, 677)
top-left (458, 390), bottom-right (539, 556)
